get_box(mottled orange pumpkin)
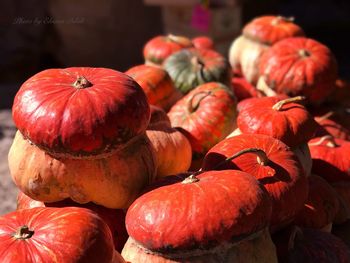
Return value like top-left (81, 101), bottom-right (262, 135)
top-left (125, 65), bottom-right (182, 111)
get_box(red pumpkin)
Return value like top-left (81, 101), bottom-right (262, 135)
top-left (257, 37), bottom-right (338, 105)
top-left (236, 95), bottom-right (317, 147)
top-left (229, 15), bottom-right (304, 84)
top-left (328, 79), bottom-right (350, 107)
top-left (294, 175), bottom-right (339, 231)
top-left (202, 134), bottom-right (308, 230)
top-left (309, 136), bottom-right (350, 183)
top-left (231, 76), bottom-right (262, 101)
top-left (168, 82), bottom-right (237, 157)
top-left (143, 34), bottom-right (193, 65)
top-left (125, 65), bottom-right (182, 111)
top-left (192, 36), bottom-right (214, 50)
top-left (273, 226), bottom-right (350, 263)
top-left (0, 207), bottom-right (121, 263)
top-left (17, 192), bottom-right (128, 252)
top-left (315, 112), bottom-right (350, 141)
top-left (146, 106), bottom-right (192, 178)
top-left (12, 67), bottom-right (150, 157)
top-left (122, 170), bottom-right (277, 262)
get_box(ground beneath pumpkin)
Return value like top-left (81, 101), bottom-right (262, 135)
top-left (0, 110), bottom-right (17, 215)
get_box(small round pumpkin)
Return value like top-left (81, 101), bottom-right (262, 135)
top-left (143, 34), bottom-right (193, 65)
top-left (257, 37), bottom-right (338, 105)
top-left (229, 15), bottom-right (304, 84)
top-left (9, 130), bottom-right (156, 209)
top-left (17, 191), bottom-right (128, 252)
top-left (164, 48), bottom-right (231, 94)
top-left (202, 134), bottom-right (308, 231)
top-left (122, 170), bottom-right (277, 262)
top-left (0, 207), bottom-right (121, 263)
top-left (125, 65), bottom-right (182, 111)
top-left (168, 82), bottom-right (237, 156)
top-left (12, 67), bottom-right (150, 157)
top-left (146, 106), bottom-right (192, 178)
top-left (236, 95), bottom-right (317, 147)
top-left (192, 36), bottom-right (214, 50)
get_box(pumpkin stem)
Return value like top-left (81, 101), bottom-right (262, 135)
top-left (188, 91), bottom-right (212, 112)
top-left (288, 226), bottom-right (303, 251)
top-left (13, 225), bottom-right (34, 240)
top-left (317, 111), bottom-right (334, 122)
top-left (272, 96), bottom-right (306, 111)
top-left (182, 170), bottom-right (201, 184)
top-left (309, 135), bottom-right (338, 148)
top-left (72, 76), bottom-right (93, 89)
top-left (214, 148), bottom-right (269, 169)
top-left (298, 49), bottom-right (311, 58)
top-left (272, 16), bottom-right (295, 25)
top-left (167, 34), bottom-right (192, 46)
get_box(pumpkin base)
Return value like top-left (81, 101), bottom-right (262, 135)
top-left (121, 228), bottom-right (277, 263)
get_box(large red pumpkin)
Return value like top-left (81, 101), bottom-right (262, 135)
top-left (143, 34), bottom-right (193, 65)
top-left (168, 82), bottom-right (237, 157)
top-left (122, 170), bottom-right (277, 262)
top-left (315, 112), bottom-right (350, 141)
top-left (125, 65), bottom-right (182, 111)
top-left (17, 192), bottom-right (128, 253)
top-left (12, 67), bottom-right (150, 157)
top-left (257, 37), bottom-right (338, 105)
top-left (236, 95), bottom-right (317, 147)
top-left (229, 15), bottom-right (304, 84)
top-left (202, 134), bottom-right (308, 230)
top-left (0, 207), bottom-right (122, 263)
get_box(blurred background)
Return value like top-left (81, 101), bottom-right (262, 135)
top-left (1, 0), bottom-right (350, 213)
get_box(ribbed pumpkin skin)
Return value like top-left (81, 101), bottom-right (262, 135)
top-left (236, 96), bottom-right (318, 147)
top-left (16, 192), bottom-right (128, 253)
top-left (0, 207), bottom-right (116, 263)
top-left (309, 137), bottom-right (350, 183)
top-left (9, 131), bottom-right (156, 209)
top-left (202, 134), bottom-right (308, 230)
top-left (168, 82), bottom-right (237, 155)
top-left (146, 106), bottom-right (192, 178)
top-left (125, 65), bottom-right (182, 111)
top-left (243, 16), bottom-right (305, 45)
top-left (143, 35), bottom-right (193, 65)
top-left (12, 67), bottom-right (150, 157)
top-left (295, 175), bottom-right (340, 230)
top-left (258, 37), bottom-right (338, 105)
top-left (126, 170), bottom-right (271, 252)
top-left (229, 16), bottom-right (304, 84)
top-left (164, 48), bottom-right (231, 94)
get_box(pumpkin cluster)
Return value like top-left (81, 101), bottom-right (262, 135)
top-left (1, 14), bottom-right (350, 263)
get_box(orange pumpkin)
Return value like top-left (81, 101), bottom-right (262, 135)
top-left (146, 106), bottom-right (192, 178)
top-left (125, 65), bottom-right (182, 111)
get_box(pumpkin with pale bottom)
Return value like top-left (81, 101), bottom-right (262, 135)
top-left (122, 170), bottom-right (277, 262)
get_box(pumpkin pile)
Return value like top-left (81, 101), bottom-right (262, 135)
top-left (1, 14), bottom-right (350, 263)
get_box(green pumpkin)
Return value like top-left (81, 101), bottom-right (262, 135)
top-left (163, 48), bottom-right (232, 94)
